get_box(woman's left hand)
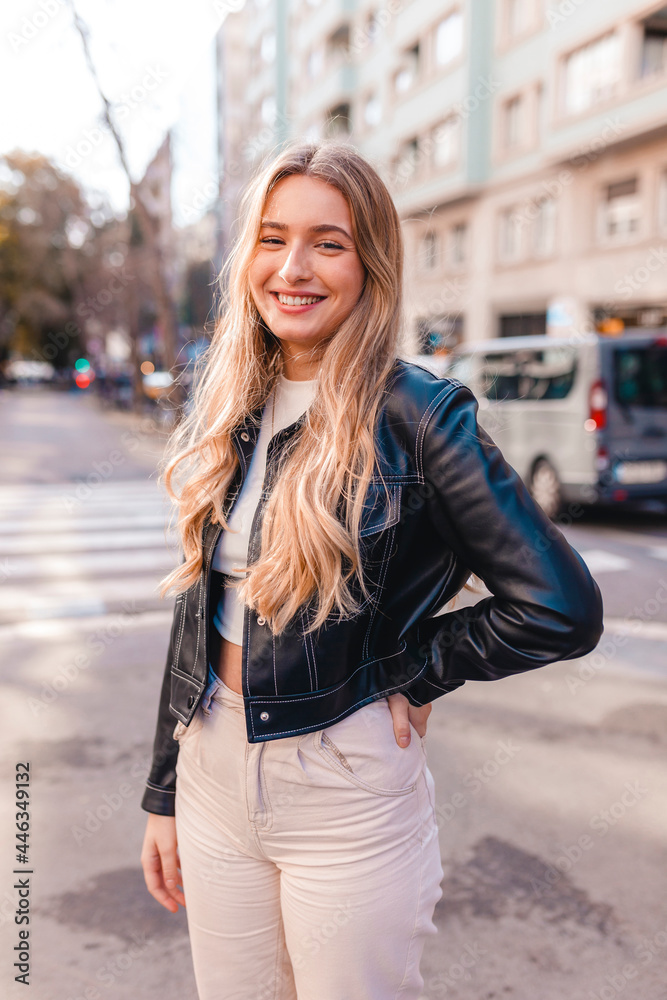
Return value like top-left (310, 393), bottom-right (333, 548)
top-left (387, 692), bottom-right (432, 747)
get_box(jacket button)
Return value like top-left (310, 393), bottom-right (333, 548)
top-left (240, 431), bottom-right (250, 442)
top-left (257, 616), bottom-right (266, 625)
top-left (187, 695), bottom-right (196, 708)
top-left (260, 711), bottom-right (269, 721)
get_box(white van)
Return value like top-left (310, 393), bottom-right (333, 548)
top-left (411, 329), bottom-right (667, 519)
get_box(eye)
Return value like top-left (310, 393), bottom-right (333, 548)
top-left (317, 241), bottom-right (344, 250)
top-left (259, 236), bottom-right (284, 245)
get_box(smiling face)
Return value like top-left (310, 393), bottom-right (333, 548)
top-left (248, 174), bottom-right (366, 379)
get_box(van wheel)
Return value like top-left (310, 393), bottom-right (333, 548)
top-left (530, 459), bottom-right (563, 520)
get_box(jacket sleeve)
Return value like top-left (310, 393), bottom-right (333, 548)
top-left (404, 383), bottom-right (604, 704)
top-left (140, 607), bottom-right (180, 816)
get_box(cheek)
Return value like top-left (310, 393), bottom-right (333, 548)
top-left (248, 256), bottom-right (273, 293)
top-left (330, 260), bottom-right (365, 304)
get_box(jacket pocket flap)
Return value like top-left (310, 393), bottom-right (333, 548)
top-left (359, 482), bottom-right (401, 537)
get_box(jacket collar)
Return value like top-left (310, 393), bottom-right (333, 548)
top-left (230, 405), bottom-right (308, 471)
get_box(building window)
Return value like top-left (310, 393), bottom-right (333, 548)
top-left (435, 10), bottom-right (463, 66)
top-left (326, 24), bottom-right (350, 66)
top-left (448, 222), bottom-right (468, 266)
top-left (395, 43), bottom-right (420, 93)
top-left (563, 32), bottom-right (621, 115)
top-left (395, 137), bottom-right (420, 182)
top-left (260, 95), bottom-right (276, 126)
top-left (532, 197), bottom-right (556, 257)
top-left (419, 230), bottom-right (440, 271)
top-left (417, 314), bottom-right (463, 355)
top-left (307, 46), bottom-right (324, 79)
top-left (326, 102), bottom-right (352, 137)
top-left (498, 206), bottom-right (523, 262)
top-left (363, 9), bottom-right (382, 48)
top-left (503, 94), bottom-right (524, 149)
top-left (363, 93), bottom-right (382, 127)
top-left (598, 178), bottom-right (640, 242)
top-left (433, 116), bottom-right (461, 167)
top-left (659, 169), bottom-right (667, 232)
top-left (326, 23), bottom-right (350, 63)
top-left (506, 0), bottom-right (530, 38)
top-left (499, 313), bottom-right (547, 338)
top-left (260, 32), bottom-right (276, 62)
top-left (641, 7), bottom-right (667, 78)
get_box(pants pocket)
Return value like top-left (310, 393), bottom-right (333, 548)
top-left (314, 700), bottom-right (426, 797)
top-left (173, 706), bottom-right (205, 754)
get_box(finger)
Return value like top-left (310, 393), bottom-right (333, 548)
top-left (141, 845), bottom-right (185, 912)
top-left (387, 693), bottom-right (411, 748)
top-left (160, 848), bottom-right (186, 908)
top-left (408, 703), bottom-right (432, 738)
top-left (141, 847), bottom-right (179, 913)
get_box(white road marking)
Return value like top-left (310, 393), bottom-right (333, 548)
top-left (0, 574), bottom-right (165, 620)
top-left (603, 617), bottom-right (667, 642)
top-left (0, 478), bottom-right (179, 622)
top-left (3, 549), bottom-right (178, 579)
top-left (0, 515), bottom-right (169, 534)
top-left (578, 549), bottom-right (632, 573)
top-left (0, 529), bottom-right (177, 554)
top-left (0, 608), bottom-right (174, 642)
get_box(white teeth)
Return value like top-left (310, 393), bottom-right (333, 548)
top-left (276, 294), bottom-right (324, 306)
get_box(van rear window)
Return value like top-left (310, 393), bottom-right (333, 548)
top-left (613, 345), bottom-right (667, 407)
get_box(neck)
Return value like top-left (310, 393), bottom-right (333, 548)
top-left (280, 346), bottom-right (320, 381)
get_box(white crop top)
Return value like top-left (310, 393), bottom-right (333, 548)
top-left (211, 373), bottom-right (318, 644)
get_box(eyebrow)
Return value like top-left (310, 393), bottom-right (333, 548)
top-left (260, 220), bottom-right (353, 242)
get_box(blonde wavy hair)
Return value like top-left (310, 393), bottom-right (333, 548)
top-left (159, 138), bottom-right (480, 634)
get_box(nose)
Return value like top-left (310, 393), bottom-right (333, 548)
top-left (278, 244), bottom-right (313, 285)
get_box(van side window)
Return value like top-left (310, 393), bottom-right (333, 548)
top-left (480, 354), bottom-right (522, 400)
top-left (480, 348), bottom-right (576, 401)
top-left (523, 347), bottom-right (577, 400)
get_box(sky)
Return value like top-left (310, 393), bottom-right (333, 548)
top-left (0, 0), bottom-right (235, 227)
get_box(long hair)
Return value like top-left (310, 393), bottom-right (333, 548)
top-left (159, 138), bottom-right (481, 634)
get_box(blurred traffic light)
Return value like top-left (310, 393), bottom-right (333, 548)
top-left (74, 358), bottom-right (95, 388)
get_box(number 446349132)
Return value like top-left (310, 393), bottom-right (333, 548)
top-left (15, 763), bottom-right (30, 864)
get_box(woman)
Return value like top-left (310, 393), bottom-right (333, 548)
top-left (140, 140), bottom-right (603, 1000)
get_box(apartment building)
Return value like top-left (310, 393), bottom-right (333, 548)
top-left (217, 0), bottom-right (667, 353)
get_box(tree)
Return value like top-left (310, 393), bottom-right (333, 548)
top-left (0, 152), bottom-right (121, 368)
top-left (67, 1), bottom-right (184, 410)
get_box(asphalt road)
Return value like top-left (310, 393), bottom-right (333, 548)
top-left (0, 386), bottom-right (666, 1000)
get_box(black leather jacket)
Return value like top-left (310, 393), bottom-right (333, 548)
top-left (141, 359), bottom-right (604, 815)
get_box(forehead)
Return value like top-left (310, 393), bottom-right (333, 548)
top-left (263, 174), bottom-right (351, 223)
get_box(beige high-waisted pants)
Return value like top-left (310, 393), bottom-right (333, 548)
top-left (174, 665), bottom-right (444, 1000)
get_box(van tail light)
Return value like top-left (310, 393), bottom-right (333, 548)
top-left (588, 379), bottom-right (607, 430)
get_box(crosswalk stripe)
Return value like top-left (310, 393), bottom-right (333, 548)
top-left (4, 548), bottom-right (178, 579)
top-left (0, 574), bottom-right (168, 622)
top-left (0, 479), bottom-right (161, 494)
top-left (0, 514), bottom-right (171, 534)
top-left (1, 529), bottom-right (177, 555)
top-left (578, 549), bottom-right (632, 573)
top-left (0, 477), bottom-right (180, 623)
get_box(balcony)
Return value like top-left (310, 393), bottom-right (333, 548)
top-left (294, 58), bottom-right (357, 122)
